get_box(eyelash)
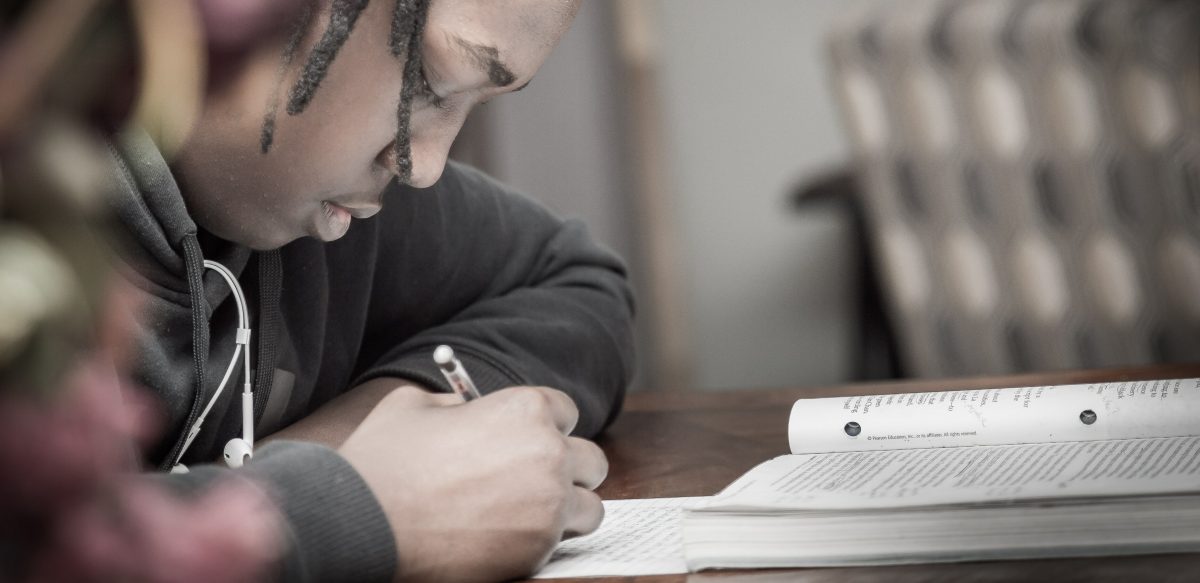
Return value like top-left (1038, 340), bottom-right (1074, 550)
top-left (417, 69), bottom-right (451, 111)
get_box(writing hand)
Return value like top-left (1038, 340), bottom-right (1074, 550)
top-left (339, 385), bottom-right (607, 582)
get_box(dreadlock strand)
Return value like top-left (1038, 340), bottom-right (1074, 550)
top-left (261, 0), bottom-right (317, 153)
top-left (390, 0), bottom-right (422, 57)
top-left (286, 0), bottom-right (372, 116)
top-left (392, 0), bottom-right (430, 183)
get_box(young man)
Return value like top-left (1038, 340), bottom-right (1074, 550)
top-left (112, 0), bottom-right (633, 580)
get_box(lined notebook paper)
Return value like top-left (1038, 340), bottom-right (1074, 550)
top-left (533, 497), bottom-right (704, 578)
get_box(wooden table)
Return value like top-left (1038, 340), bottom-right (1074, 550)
top-left (578, 364), bottom-right (1200, 583)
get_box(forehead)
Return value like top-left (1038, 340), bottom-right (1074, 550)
top-left (426, 0), bottom-right (579, 75)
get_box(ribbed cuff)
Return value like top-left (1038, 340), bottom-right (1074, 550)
top-left (246, 441), bottom-right (396, 582)
top-left (354, 344), bottom-right (524, 396)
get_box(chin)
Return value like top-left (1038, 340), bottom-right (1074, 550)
top-left (189, 201), bottom-right (304, 251)
top-left (225, 226), bottom-right (301, 251)
top-left (251, 233), bottom-right (304, 251)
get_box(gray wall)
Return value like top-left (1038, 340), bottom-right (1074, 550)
top-left (457, 2), bottom-right (881, 391)
top-left (650, 0), bottom-right (877, 390)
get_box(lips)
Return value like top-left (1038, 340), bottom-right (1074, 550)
top-left (306, 193), bottom-right (385, 242)
top-left (327, 201), bottom-right (382, 220)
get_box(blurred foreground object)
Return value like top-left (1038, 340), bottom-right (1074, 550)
top-left (1, 1), bottom-right (282, 580)
top-left (829, 0), bottom-right (1200, 377)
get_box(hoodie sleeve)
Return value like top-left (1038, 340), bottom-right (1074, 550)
top-left (159, 441), bottom-right (396, 582)
top-left (351, 162), bottom-right (635, 438)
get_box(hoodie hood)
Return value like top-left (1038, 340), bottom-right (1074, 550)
top-left (106, 128), bottom-right (278, 469)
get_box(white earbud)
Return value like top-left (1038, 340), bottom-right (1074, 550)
top-left (223, 388), bottom-right (256, 468)
top-left (223, 438), bottom-right (253, 468)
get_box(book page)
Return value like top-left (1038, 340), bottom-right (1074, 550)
top-left (533, 497), bottom-right (701, 578)
top-left (704, 435), bottom-right (1200, 511)
top-left (789, 378), bottom-right (1200, 454)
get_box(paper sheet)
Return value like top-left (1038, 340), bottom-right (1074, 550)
top-left (788, 378), bottom-right (1200, 454)
top-left (707, 435), bottom-right (1200, 511)
top-left (533, 497), bottom-right (705, 578)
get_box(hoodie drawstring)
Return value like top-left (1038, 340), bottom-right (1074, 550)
top-left (252, 250), bottom-right (282, 419)
top-left (160, 233), bottom-right (211, 471)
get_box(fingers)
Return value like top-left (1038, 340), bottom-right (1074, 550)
top-left (567, 436), bottom-right (608, 490)
top-left (531, 387), bottom-right (579, 435)
top-left (562, 487), bottom-right (604, 539)
top-left (496, 386), bottom-right (580, 435)
top-left (562, 438), bottom-right (607, 539)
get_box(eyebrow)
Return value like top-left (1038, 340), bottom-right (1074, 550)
top-left (448, 33), bottom-right (518, 88)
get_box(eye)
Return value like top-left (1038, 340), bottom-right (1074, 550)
top-left (417, 68), bottom-right (451, 111)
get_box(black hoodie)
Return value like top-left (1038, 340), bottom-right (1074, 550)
top-left (106, 129), bottom-right (635, 580)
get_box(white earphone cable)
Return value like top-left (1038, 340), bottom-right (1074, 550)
top-left (177, 343), bottom-right (243, 457)
top-left (170, 260), bottom-right (255, 471)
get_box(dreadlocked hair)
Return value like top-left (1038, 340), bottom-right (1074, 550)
top-left (261, 0), bottom-right (432, 185)
top-left (261, 0), bottom-right (317, 153)
top-left (390, 0), bottom-right (430, 184)
top-left (285, 0), bottom-right (370, 116)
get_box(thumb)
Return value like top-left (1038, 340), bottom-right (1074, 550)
top-left (429, 391), bottom-right (466, 407)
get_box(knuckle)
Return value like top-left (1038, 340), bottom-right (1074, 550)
top-left (582, 437), bottom-right (606, 461)
top-left (569, 437), bottom-right (607, 479)
top-left (535, 434), bottom-right (569, 466)
top-left (507, 386), bottom-right (553, 419)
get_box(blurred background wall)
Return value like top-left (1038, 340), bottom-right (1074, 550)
top-left (452, 0), bottom-right (1200, 391)
top-left (453, 0), bottom-right (884, 391)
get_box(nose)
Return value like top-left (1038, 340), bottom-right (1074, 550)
top-left (406, 117), bottom-right (466, 188)
top-left (376, 130), bottom-right (456, 188)
top-left (405, 137), bottom-right (451, 188)
top-left (379, 103), bottom-right (469, 188)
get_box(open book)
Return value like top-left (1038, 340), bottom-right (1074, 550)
top-left (683, 378), bottom-right (1200, 569)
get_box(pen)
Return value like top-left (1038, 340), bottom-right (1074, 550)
top-left (433, 345), bottom-right (482, 401)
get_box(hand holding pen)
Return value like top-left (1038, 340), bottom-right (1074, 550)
top-left (344, 345), bottom-right (606, 582)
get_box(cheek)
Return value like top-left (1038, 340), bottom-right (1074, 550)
top-left (269, 20), bottom-right (405, 180)
top-left (286, 90), bottom-right (398, 167)
top-left (267, 93), bottom-right (397, 190)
